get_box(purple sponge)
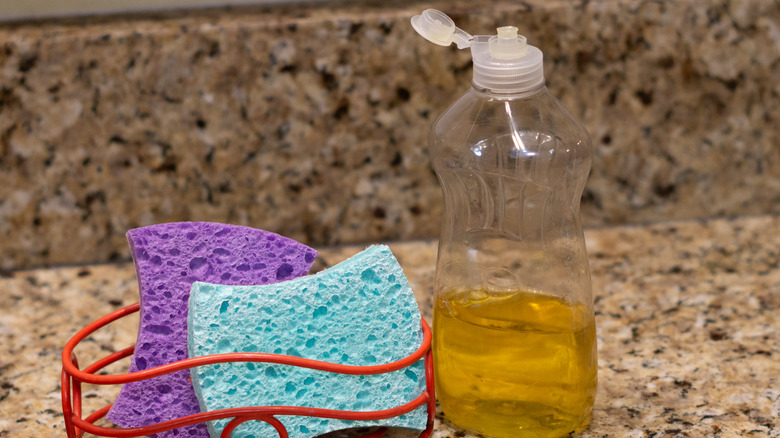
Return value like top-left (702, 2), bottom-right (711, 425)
top-left (106, 222), bottom-right (317, 437)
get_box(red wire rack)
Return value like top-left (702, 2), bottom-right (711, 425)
top-left (61, 302), bottom-right (435, 438)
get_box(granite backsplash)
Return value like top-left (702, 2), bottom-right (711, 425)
top-left (1, 0), bottom-right (778, 270)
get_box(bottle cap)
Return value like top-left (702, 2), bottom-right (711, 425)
top-left (410, 9), bottom-right (472, 49)
top-left (411, 10), bottom-right (544, 94)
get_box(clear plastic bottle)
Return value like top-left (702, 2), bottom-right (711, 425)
top-left (412, 10), bottom-right (597, 438)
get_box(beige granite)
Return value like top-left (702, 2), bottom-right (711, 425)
top-left (1, 215), bottom-right (778, 437)
top-left (2, 0), bottom-right (780, 270)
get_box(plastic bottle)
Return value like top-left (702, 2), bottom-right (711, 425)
top-left (412, 10), bottom-right (597, 438)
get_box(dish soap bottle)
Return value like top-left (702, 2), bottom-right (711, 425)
top-left (412, 10), bottom-right (597, 438)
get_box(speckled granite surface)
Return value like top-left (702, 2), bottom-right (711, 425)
top-left (1, 215), bottom-right (778, 437)
top-left (2, 0), bottom-right (780, 269)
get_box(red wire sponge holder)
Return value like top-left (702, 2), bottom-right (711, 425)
top-left (61, 302), bottom-right (435, 438)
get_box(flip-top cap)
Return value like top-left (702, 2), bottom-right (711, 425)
top-left (411, 9), bottom-right (545, 94)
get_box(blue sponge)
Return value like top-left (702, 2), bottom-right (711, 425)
top-left (187, 245), bottom-right (427, 438)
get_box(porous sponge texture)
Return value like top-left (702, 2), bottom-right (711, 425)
top-left (106, 222), bottom-right (317, 438)
top-left (188, 244), bottom-right (427, 438)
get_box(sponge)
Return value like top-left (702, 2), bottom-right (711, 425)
top-left (107, 222), bottom-right (317, 438)
top-left (188, 244), bottom-right (427, 438)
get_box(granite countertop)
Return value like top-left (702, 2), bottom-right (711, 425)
top-left (1, 215), bottom-right (778, 437)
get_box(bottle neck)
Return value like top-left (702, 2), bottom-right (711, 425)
top-left (470, 82), bottom-right (547, 100)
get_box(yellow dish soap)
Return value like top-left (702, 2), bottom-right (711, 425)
top-left (412, 10), bottom-right (597, 437)
top-left (434, 289), bottom-right (597, 437)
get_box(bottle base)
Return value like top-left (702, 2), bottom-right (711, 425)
top-left (441, 399), bottom-right (592, 438)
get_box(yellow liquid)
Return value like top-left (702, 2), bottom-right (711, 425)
top-left (433, 289), bottom-right (597, 438)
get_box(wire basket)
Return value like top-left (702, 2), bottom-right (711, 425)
top-left (61, 303), bottom-right (435, 438)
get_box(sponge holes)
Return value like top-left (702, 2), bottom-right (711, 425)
top-left (360, 268), bottom-right (383, 285)
top-left (276, 263), bottom-right (295, 280)
top-left (218, 298), bottom-right (247, 314)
